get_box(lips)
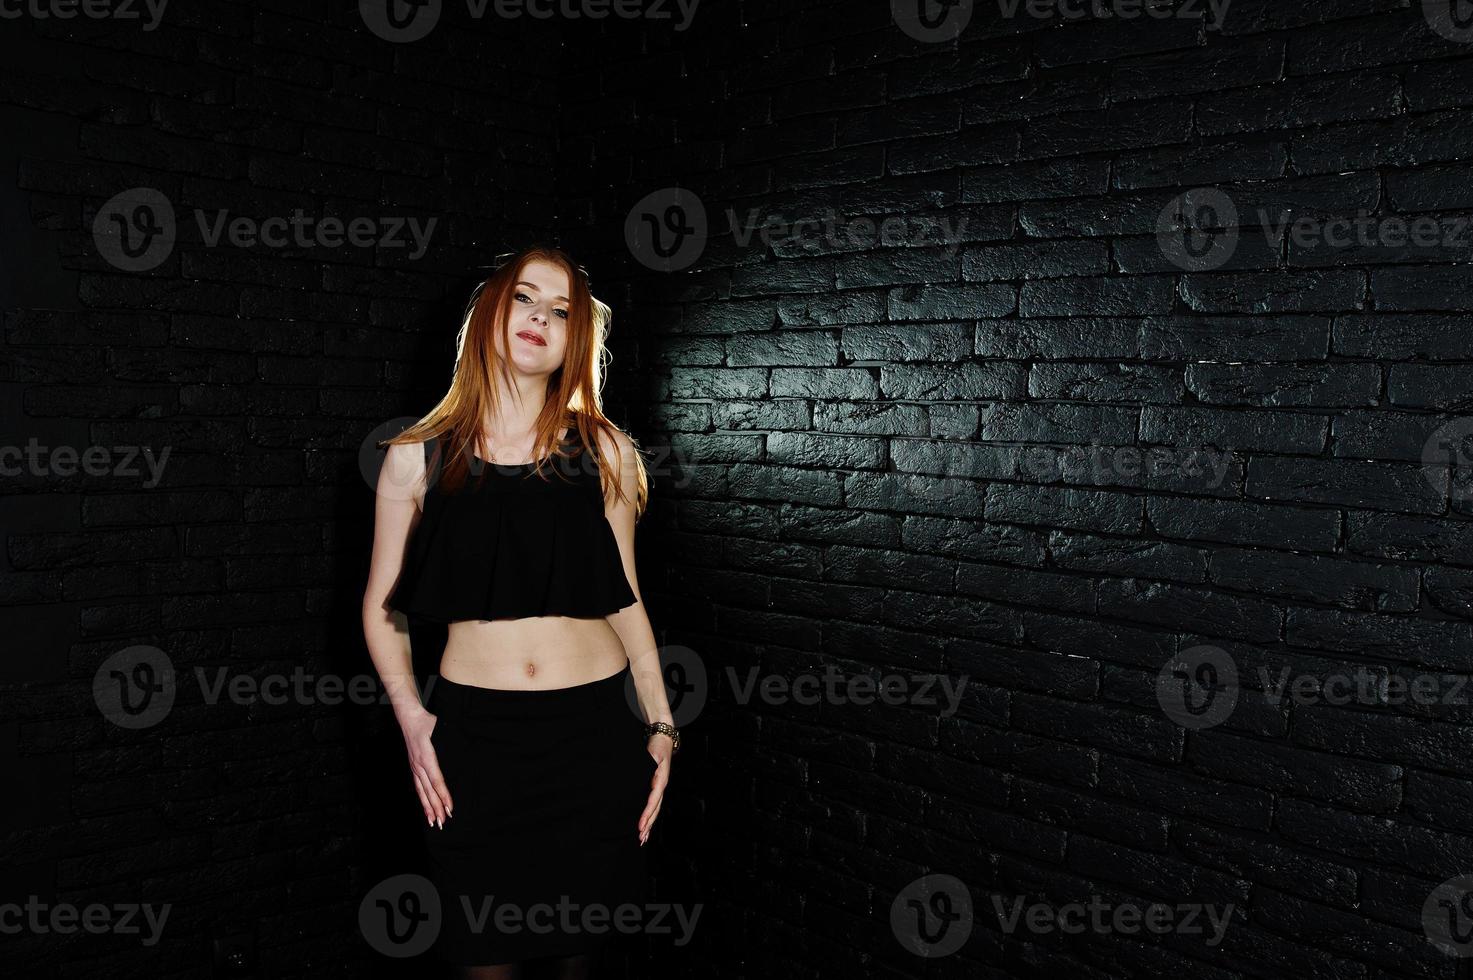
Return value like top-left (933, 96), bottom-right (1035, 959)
top-left (516, 330), bottom-right (547, 347)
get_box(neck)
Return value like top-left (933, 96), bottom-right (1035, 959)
top-left (486, 373), bottom-right (549, 441)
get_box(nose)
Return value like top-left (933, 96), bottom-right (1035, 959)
top-left (529, 308), bottom-right (547, 326)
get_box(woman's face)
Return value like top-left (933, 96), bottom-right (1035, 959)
top-left (497, 257), bottom-right (570, 376)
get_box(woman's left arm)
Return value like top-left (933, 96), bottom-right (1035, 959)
top-left (601, 428), bottom-right (672, 846)
top-left (601, 428), bottom-right (675, 742)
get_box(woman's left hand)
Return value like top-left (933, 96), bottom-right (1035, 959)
top-left (638, 735), bottom-right (672, 845)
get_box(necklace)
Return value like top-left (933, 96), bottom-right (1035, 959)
top-left (486, 443), bottom-right (530, 465)
top-left (482, 426), bottom-right (569, 466)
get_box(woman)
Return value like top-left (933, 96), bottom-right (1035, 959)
top-left (361, 245), bottom-right (678, 979)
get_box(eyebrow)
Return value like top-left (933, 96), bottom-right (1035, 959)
top-left (516, 281), bottom-right (570, 303)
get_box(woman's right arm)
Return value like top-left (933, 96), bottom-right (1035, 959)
top-left (361, 439), bottom-right (453, 829)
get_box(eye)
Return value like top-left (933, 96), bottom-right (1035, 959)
top-left (515, 291), bottom-right (531, 303)
top-left (554, 308), bottom-right (569, 320)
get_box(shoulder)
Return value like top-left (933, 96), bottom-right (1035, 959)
top-left (386, 437), bottom-right (432, 468)
top-left (376, 438), bottom-right (431, 504)
top-left (592, 426), bottom-right (640, 499)
top-left (595, 425), bottom-right (634, 460)
top-left (381, 437), bottom-right (427, 467)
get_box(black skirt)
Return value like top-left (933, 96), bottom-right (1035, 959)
top-left (422, 663), bottom-right (654, 965)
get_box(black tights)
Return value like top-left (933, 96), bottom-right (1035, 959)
top-left (460, 951), bottom-right (598, 980)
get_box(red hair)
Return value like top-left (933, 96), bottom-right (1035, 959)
top-left (387, 245), bottom-right (648, 517)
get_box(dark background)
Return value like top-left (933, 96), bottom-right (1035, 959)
top-left (5, 0), bottom-right (1473, 977)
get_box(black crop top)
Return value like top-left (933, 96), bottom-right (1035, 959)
top-left (386, 435), bottom-right (637, 623)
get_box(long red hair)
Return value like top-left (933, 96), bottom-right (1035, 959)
top-left (385, 245), bottom-right (648, 518)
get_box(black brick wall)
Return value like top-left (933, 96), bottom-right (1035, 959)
top-left (6, 0), bottom-right (1473, 977)
top-left (558, 1), bottom-right (1473, 978)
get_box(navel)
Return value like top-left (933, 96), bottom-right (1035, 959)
top-left (525, 662), bottom-right (537, 678)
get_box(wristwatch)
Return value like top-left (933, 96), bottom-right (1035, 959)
top-left (646, 721), bottom-right (680, 754)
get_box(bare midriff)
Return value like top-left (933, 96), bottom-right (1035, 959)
top-left (440, 616), bottom-right (628, 690)
top-left (422, 427), bottom-right (627, 691)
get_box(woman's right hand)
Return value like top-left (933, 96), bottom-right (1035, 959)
top-left (402, 709), bottom-right (453, 828)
